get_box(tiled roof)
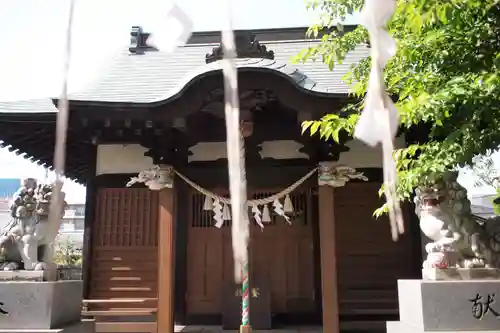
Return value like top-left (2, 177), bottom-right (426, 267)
top-left (0, 29), bottom-right (369, 110)
top-left (67, 41), bottom-right (368, 104)
top-left (0, 98), bottom-right (57, 114)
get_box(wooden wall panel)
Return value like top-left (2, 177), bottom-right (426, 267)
top-left (186, 189), bottom-right (315, 317)
top-left (89, 188), bottom-right (159, 311)
top-left (334, 182), bottom-right (414, 317)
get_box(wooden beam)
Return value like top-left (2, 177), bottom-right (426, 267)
top-left (318, 185), bottom-right (339, 333)
top-left (157, 188), bottom-right (175, 333)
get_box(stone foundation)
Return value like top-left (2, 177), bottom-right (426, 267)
top-left (387, 279), bottom-right (500, 332)
top-left (0, 275), bottom-right (93, 332)
top-left (422, 267), bottom-right (500, 281)
top-left (0, 321), bottom-right (94, 333)
top-left (0, 270), bottom-right (52, 281)
top-left (174, 327), bottom-right (322, 332)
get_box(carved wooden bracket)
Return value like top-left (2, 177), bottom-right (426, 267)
top-left (127, 165), bottom-right (175, 190)
top-left (318, 162), bottom-right (368, 187)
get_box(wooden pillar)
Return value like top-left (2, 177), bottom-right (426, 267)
top-left (318, 162), bottom-right (340, 333)
top-left (157, 187), bottom-right (175, 333)
top-left (82, 143), bottom-right (97, 300)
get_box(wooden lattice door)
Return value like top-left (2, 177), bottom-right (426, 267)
top-left (186, 188), bottom-right (315, 317)
top-left (249, 189), bottom-right (315, 314)
top-left (186, 191), bottom-right (232, 315)
top-left (89, 188), bottom-right (159, 311)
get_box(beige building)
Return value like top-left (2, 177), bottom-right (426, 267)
top-left (58, 203), bottom-right (85, 250)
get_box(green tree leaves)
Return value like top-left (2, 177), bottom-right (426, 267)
top-left (298, 0), bottom-right (500, 204)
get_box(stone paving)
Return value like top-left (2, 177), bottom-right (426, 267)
top-left (174, 323), bottom-right (387, 332)
top-left (175, 326), bottom-right (322, 332)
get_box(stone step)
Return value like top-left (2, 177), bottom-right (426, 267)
top-left (341, 320), bottom-right (387, 332)
top-left (387, 320), bottom-right (500, 333)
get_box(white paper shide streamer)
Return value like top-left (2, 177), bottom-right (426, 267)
top-left (356, 0), bottom-right (404, 240)
top-left (146, 1), bottom-right (193, 52)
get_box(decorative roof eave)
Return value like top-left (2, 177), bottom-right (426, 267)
top-left (56, 59), bottom-right (354, 109)
top-left (0, 98), bottom-right (59, 115)
top-left (0, 141), bottom-right (84, 185)
top-left (0, 103), bottom-right (91, 185)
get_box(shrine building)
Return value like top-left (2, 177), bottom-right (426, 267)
top-left (0, 26), bottom-right (424, 332)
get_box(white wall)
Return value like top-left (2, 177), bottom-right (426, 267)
top-left (96, 137), bottom-right (406, 175)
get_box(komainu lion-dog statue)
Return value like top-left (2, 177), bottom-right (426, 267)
top-left (0, 178), bottom-right (66, 271)
top-left (414, 171), bottom-right (500, 270)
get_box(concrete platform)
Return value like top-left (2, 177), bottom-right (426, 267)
top-left (175, 327), bottom-right (322, 332)
top-left (387, 320), bottom-right (500, 333)
top-left (174, 325), bottom-right (386, 332)
top-left (0, 321), bottom-right (94, 333)
top-left (387, 279), bottom-right (500, 333)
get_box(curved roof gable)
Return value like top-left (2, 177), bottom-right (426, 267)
top-left (67, 38), bottom-right (369, 104)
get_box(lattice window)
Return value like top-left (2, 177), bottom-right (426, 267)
top-left (250, 191), bottom-right (308, 226)
top-left (94, 188), bottom-right (159, 247)
top-left (190, 190), bottom-right (309, 228)
top-left (191, 193), bottom-right (225, 228)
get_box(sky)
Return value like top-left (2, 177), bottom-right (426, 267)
top-left (0, 0), bottom-right (497, 203)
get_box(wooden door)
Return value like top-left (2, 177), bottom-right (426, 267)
top-left (89, 188), bottom-right (159, 312)
top-left (186, 191), bottom-right (232, 315)
top-left (249, 189), bottom-right (315, 314)
top-left (334, 182), bottom-right (415, 317)
top-left (186, 188), bottom-right (315, 317)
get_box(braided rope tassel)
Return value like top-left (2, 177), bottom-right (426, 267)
top-left (238, 132), bottom-right (250, 328)
top-left (241, 262), bottom-right (250, 326)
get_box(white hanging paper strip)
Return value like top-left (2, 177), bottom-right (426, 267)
top-left (146, 2), bottom-right (193, 53)
top-left (355, 0), bottom-right (403, 241)
top-left (262, 204), bottom-right (271, 223)
top-left (213, 198), bottom-right (224, 228)
top-left (203, 195), bottom-right (213, 211)
top-left (273, 198), bottom-right (290, 224)
top-left (222, 203), bottom-right (232, 221)
top-left (252, 204), bottom-right (264, 229)
top-left (356, 0), bottom-right (398, 147)
top-left (283, 195), bottom-right (294, 214)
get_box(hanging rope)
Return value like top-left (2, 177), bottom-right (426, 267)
top-left (127, 165), bottom-right (318, 229)
top-left (46, 0), bottom-right (76, 266)
top-left (219, 0), bottom-right (251, 327)
top-left (174, 167), bottom-right (318, 206)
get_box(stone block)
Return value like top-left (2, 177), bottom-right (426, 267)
top-left (0, 320), bottom-right (94, 333)
top-left (0, 270), bottom-right (47, 282)
top-left (387, 279), bottom-right (500, 332)
top-left (387, 320), bottom-right (500, 333)
top-left (0, 280), bottom-right (82, 329)
top-left (422, 267), bottom-right (500, 281)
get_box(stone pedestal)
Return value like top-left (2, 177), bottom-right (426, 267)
top-left (422, 267), bottom-right (500, 281)
top-left (387, 279), bottom-right (500, 332)
top-left (0, 273), bottom-right (94, 333)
